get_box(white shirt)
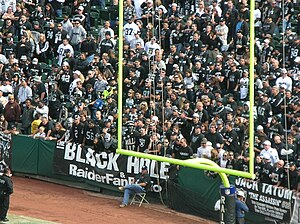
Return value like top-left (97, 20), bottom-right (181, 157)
top-left (260, 148), bottom-right (279, 165)
top-left (34, 105), bottom-right (49, 118)
top-left (133, 0), bottom-right (144, 18)
top-left (0, 0), bottom-right (16, 13)
top-left (0, 96), bottom-right (7, 107)
top-left (57, 44), bottom-right (74, 66)
top-left (197, 146), bottom-right (212, 158)
top-left (215, 24), bottom-right (228, 45)
top-left (98, 27), bottom-right (115, 43)
top-left (123, 22), bottom-right (139, 43)
top-left (130, 37), bottom-right (145, 49)
top-left (275, 76), bottom-right (293, 91)
top-left (17, 85), bottom-right (32, 103)
top-left (144, 41), bottom-right (161, 56)
top-left (62, 19), bottom-right (73, 37)
top-left (254, 9), bottom-right (262, 27)
top-left (0, 85), bottom-right (12, 100)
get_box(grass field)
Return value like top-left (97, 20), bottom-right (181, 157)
top-left (3, 215), bottom-right (57, 224)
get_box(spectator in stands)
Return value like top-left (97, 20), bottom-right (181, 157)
top-left (4, 94), bottom-right (21, 129)
top-left (0, 114), bottom-right (8, 132)
top-left (269, 159), bottom-right (285, 186)
top-left (197, 137), bottom-right (212, 159)
top-left (45, 122), bottom-right (66, 141)
top-left (20, 99), bottom-right (34, 134)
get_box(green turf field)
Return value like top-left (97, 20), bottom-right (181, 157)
top-left (2, 215), bottom-right (58, 223)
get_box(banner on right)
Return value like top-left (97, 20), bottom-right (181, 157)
top-left (236, 178), bottom-right (294, 223)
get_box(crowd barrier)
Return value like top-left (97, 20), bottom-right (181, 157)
top-left (10, 134), bottom-right (296, 223)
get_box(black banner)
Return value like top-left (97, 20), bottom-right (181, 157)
top-left (0, 132), bottom-right (11, 173)
top-left (53, 142), bottom-right (168, 192)
top-left (235, 178), bottom-right (294, 223)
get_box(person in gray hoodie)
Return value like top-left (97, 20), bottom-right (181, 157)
top-left (69, 19), bottom-right (87, 51)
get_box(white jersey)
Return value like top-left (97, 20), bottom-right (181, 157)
top-left (133, 0), bottom-right (144, 19)
top-left (0, 0), bottom-right (16, 13)
top-left (34, 105), bottom-right (49, 118)
top-left (197, 146), bottom-right (212, 159)
top-left (275, 76), bottom-right (293, 91)
top-left (57, 44), bottom-right (74, 66)
top-left (144, 42), bottom-right (161, 56)
top-left (239, 77), bottom-right (249, 100)
top-left (130, 37), bottom-right (144, 49)
top-left (215, 24), bottom-right (228, 46)
top-left (0, 85), bottom-right (12, 100)
top-left (254, 9), bottom-right (262, 27)
top-left (260, 148), bottom-right (279, 166)
top-left (123, 22), bottom-right (139, 43)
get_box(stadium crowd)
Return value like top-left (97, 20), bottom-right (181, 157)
top-left (0, 0), bottom-right (298, 190)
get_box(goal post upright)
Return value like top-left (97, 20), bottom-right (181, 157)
top-left (116, 0), bottom-right (256, 187)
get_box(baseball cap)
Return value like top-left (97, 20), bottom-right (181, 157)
top-left (193, 113), bottom-right (199, 118)
top-left (78, 6), bottom-right (84, 11)
top-left (20, 55), bottom-right (27, 61)
top-left (257, 125), bottom-right (263, 131)
top-left (33, 76), bottom-right (41, 82)
top-left (32, 58), bottom-right (38, 65)
top-left (74, 114), bottom-right (80, 120)
top-left (281, 68), bottom-right (287, 73)
top-left (142, 165), bottom-right (148, 170)
top-left (237, 191), bottom-right (245, 198)
top-left (201, 138), bottom-right (208, 144)
top-left (289, 162), bottom-right (296, 167)
top-left (62, 61), bottom-right (69, 67)
top-left (73, 70), bottom-right (81, 75)
top-left (263, 140), bottom-right (271, 146)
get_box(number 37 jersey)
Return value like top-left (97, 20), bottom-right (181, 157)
top-left (123, 22), bottom-right (140, 43)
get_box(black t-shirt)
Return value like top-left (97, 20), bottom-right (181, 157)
top-left (136, 173), bottom-right (151, 191)
top-left (50, 129), bottom-right (66, 140)
top-left (136, 134), bottom-right (150, 153)
top-left (35, 83), bottom-right (47, 99)
top-left (173, 145), bottom-right (193, 160)
top-left (38, 121), bottom-right (53, 135)
top-left (83, 125), bottom-right (100, 146)
top-left (70, 122), bottom-right (84, 144)
top-left (58, 72), bottom-right (72, 95)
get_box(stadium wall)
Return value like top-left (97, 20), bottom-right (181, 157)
top-left (11, 135), bottom-right (295, 223)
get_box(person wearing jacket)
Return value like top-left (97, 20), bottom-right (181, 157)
top-left (0, 167), bottom-right (13, 222)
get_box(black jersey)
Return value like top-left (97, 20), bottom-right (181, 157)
top-left (83, 125), bottom-right (100, 147)
top-left (70, 122), bottom-right (84, 144)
